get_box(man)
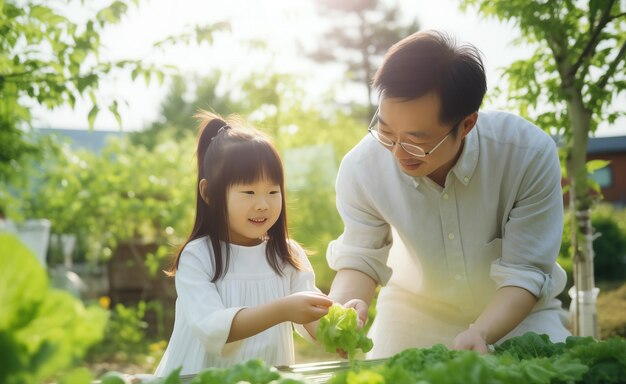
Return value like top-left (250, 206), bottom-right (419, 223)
top-left (326, 30), bottom-right (570, 357)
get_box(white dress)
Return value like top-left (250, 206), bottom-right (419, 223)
top-left (155, 237), bottom-right (318, 376)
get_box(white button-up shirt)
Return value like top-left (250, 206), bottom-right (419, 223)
top-left (327, 110), bottom-right (569, 356)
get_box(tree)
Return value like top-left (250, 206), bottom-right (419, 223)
top-left (130, 72), bottom-right (243, 149)
top-left (0, 0), bottom-right (228, 186)
top-left (461, 0), bottom-right (626, 337)
top-left (1, 0), bottom-right (142, 182)
top-left (309, 0), bottom-right (419, 116)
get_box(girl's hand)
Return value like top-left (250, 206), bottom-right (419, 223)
top-left (282, 291), bottom-right (333, 324)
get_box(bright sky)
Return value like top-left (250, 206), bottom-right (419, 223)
top-left (31, 0), bottom-right (626, 137)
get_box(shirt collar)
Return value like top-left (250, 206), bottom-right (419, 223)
top-left (451, 124), bottom-right (479, 186)
top-left (407, 122), bottom-right (480, 188)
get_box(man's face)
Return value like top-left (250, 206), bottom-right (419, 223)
top-left (226, 178), bottom-right (282, 246)
top-left (376, 93), bottom-right (468, 181)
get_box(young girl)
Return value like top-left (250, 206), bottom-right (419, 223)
top-left (155, 111), bottom-right (333, 376)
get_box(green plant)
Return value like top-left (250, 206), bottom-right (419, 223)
top-left (0, 233), bottom-right (108, 383)
top-left (317, 303), bottom-right (373, 366)
top-left (0, 0), bottom-right (151, 185)
top-left (20, 136), bottom-right (196, 263)
top-left (559, 205), bottom-right (626, 283)
top-left (87, 301), bottom-right (151, 363)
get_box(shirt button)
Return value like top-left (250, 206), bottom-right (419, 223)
top-left (454, 274), bottom-right (462, 281)
top-left (443, 193), bottom-right (449, 200)
top-left (464, 176), bottom-right (469, 183)
top-left (448, 233), bottom-right (455, 240)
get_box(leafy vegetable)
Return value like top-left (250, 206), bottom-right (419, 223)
top-left (0, 234), bottom-right (107, 384)
top-left (317, 303), bottom-right (373, 365)
top-left (189, 359), bottom-right (282, 384)
top-left (494, 332), bottom-right (565, 358)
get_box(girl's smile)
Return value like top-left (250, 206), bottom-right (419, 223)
top-left (227, 178), bottom-right (282, 246)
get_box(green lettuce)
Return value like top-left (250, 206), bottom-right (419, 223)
top-left (316, 303), bottom-right (373, 365)
top-left (0, 233), bottom-right (108, 384)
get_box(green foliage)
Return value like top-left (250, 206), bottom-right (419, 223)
top-left (87, 301), bottom-right (149, 363)
top-left (1, 0), bottom-right (140, 180)
top-left (100, 371), bottom-right (130, 384)
top-left (461, 0), bottom-right (626, 308)
top-left (461, 0), bottom-right (626, 136)
top-left (19, 136), bottom-right (196, 261)
top-left (130, 72), bottom-right (244, 149)
top-left (140, 360), bottom-right (287, 384)
top-left (0, 233), bottom-right (107, 384)
top-left (0, 0), bottom-right (229, 185)
top-left (559, 204), bottom-right (626, 282)
top-left (317, 303), bottom-right (373, 365)
top-left (589, 209), bottom-right (626, 281)
top-left (327, 332), bottom-right (626, 384)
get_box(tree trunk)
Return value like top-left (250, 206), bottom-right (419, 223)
top-left (566, 94), bottom-right (598, 338)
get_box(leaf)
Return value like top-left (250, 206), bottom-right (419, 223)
top-left (88, 104), bottom-right (99, 129)
top-left (586, 159), bottom-right (610, 174)
top-left (0, 234), bottom-right (108, 383)
top-left (156, 70), bottom-right (164, 85)
top-left (109, 101), bottom-right (122, 128)
top-left (316, 303), bottom-right (373, 366)
top-left (0, 234), bottom-right (48, 330)
top-left (131, 67), bottom-right (140, 81)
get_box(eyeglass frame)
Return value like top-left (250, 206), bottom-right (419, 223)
top-left (367, 108), bottom-right (460, 158)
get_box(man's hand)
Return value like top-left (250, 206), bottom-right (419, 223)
top-left (452, 286), bottom-right (538, 355)
top-left (343, 298), bottom-right (368, 328)
top-left (335, 299), bottom-right (369, 358)
top-left (327, 269), bottom-right (378, 359)
top-left (453, 326), bottom-right (490, 354)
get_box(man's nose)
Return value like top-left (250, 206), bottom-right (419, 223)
top-left (391, 142), bottom-right (409, 158)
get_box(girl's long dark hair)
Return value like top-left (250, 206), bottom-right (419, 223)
top-left (167, 110), bottom-right (303, 281)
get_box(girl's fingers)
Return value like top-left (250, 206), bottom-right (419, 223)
top-left (311, 306), bottom-right (330, 317)
top-left (308, 293), bottom-right (333, 306)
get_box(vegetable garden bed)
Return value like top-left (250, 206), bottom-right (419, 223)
top-left (100, 332), bottom-right (626, 383)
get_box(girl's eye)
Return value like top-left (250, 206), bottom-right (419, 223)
top-left (242, 191), bottom-right (254, 195)
top-left (270, 191), bottom-right (280, 195)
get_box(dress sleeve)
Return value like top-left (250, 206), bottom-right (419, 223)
top-left (490, 137), bottom-right (567, 304)
top-left (287, 240), bottom-right (323, 342)
top-left (326, 155), bottom-right (394, 285)
top-left (288, 240), bottom-right (319, 294)
top-left (175, 244), bottom-right (245, 356)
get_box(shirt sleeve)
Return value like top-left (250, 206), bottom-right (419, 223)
top-left (175, 244), bottom-right (245, 356)
top-left (326, 154), bottom-right (394, 285)
top-left (490, 136), bottom-right (567, 304)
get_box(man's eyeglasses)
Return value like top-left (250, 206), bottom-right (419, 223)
top-left (368, 109), bottom-right (455, 158)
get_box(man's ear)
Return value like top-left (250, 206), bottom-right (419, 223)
top-left (460, 111), bottom-right (478, 138)
top-left (199, 179), bottom-right (209, 205)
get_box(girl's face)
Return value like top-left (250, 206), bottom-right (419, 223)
top-left (226, 178), bottom-right (282, 246)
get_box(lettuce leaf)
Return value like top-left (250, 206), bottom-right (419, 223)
top-left (316, 303), bottom-right (373, 365)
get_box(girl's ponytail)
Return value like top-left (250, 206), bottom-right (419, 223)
top-left (166, 110), bottom-right (229, 276)
top-left (195, 110), bottom-right (229, 177)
